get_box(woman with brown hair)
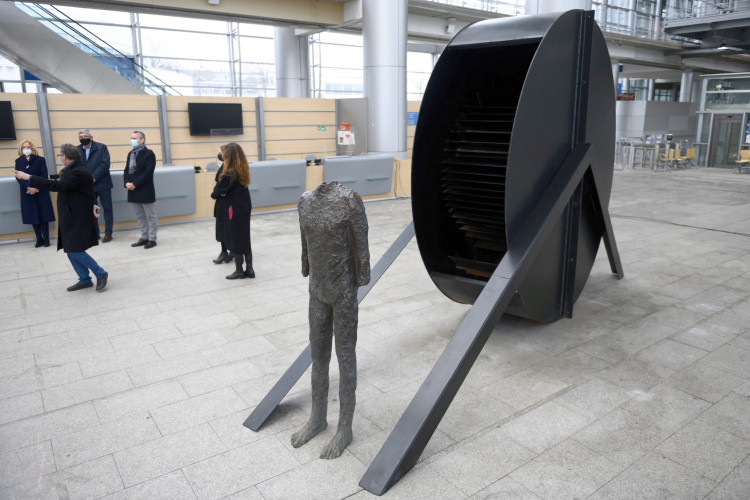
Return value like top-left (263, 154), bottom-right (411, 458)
top-left (211, 142), bottom-right (255, 279)
top-left (15, 140), bottom-right (55, 247)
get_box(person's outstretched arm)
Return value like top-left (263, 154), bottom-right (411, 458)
top-left (349, 192), bottom-right (371, 286)
top-left (299, 204), bottom-right (309, 278)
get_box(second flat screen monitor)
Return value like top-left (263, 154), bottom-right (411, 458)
top-left (188, 103), bottom-right (243, 136)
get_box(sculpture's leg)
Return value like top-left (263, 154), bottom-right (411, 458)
top-left (244, 221), bottom-right (415, 431)
top-left (321, 295), bottom-right (358, 459)
top-left (291, 294), bottom-right (332, 448)
top-left (359, 144), bottom-right (600, 495)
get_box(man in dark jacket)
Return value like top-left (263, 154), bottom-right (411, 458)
top-left (123, 130), bottom-right (158, 249)
top-left (15, 144), bottom-right (108, 292)
top-left (78, 129), bottom-right (113, 242)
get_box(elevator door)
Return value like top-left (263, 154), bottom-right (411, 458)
top-left (711, 117), bottom-right (742, 168)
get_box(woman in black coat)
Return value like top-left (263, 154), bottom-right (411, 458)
top-left (15, 140), bottom-right (56, 247)
top-left (211, 143), bottom-right (254, 280)
top-left (212, 152), bottom-right (233, 265)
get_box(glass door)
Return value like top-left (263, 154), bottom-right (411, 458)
top-left (711, 117), bottom-right (743, 168)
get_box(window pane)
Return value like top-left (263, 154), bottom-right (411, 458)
top-left (707, 78), bottom-right (750, 91)
top-left (51, 5), bottom-right (131, 25)
top-left (3, 83), bottom-right (23, 93)
top-left (320, 32), bottom-right (362, 46)
top-left (78, 24), bottom-right (135, 55)
top-left (407, 52), bottom-right (433, 73)
top-left (139, 13), bottom-right (228, 34)
top-left (143, 57), bottom-right (230, 88)
top-left (168, 86), bottom-right (233, 96)
top-left (240, 62), bottom-right (275, 92)
top-left (141, 28), bottom-right (228, 60)
top-left (239, 38), bottom-right (276, 64)
top-left (320, 44), bottom-right (362, 70)
top-left (239, 24), bottom-right (274, 37)
top-left (0, 55), bottom-right (19, 81)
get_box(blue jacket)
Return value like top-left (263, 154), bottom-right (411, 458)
top-left (15, 154), bottom-right (56, 225)
top-left (77, 141), bottom-right (112, 192)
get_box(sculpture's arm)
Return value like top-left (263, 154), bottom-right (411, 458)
top-left (350, 192), bottom-right (371, 286)
top-left (300, 218), bottom-right (309, 278)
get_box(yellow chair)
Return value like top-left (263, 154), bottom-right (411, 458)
top-left (735, 149), bottom-right (750, 173)
top-left (675, 148), bottom-right (697, 170)
top-left (657, 149), bottom-right (674, 172)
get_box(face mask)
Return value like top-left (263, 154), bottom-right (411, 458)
top-left (130, 139), bottom-right (139, 148)
top-left (22, 148), bottom-right (32, 156)
top-left (80, 138), bottom-right (91, 146)
top-left (217, 153), bottom-right (223, 161)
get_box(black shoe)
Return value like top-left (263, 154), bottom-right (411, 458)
top-left (96, 272), bottom-right (108, 291)
top-left (226, 271), bottom-right (246, 280)
top-left (102, 234), bottom-right (113, 243)
top-left (67, 282), bottom-right (94, 292)
top-left (144, 240), bottom-right (157, 249)
top-left (213, 252), bottom-right (232, 264)
top-left (43, 240), bottom-right (50, 248)
top-left (131, 238), bottom-right (148, 247)
top-left (35, 239), bottom-right (43, 248)
top-left (245, 267), bottom-right (255, 279)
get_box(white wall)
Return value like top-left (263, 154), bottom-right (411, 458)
top-left (616, 101), bottom-right (698, 142)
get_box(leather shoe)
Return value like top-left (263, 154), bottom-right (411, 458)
top-left (35, 239), bottom-right (43, 248)
top-left (96, 272), bottom-right (108, 291)
top-left (245, 267), bottom-right (255, 279)
top-left (213, 252), bottom-right (233, 264)
top-left (131, 238), bottom-right (148, 247)
top-left (67, 282), bottom-right (93, 292)
top-left (102, 234), bottom-right (113, 243)
top-left (144, 240), bottom-right (157, 249)
top-left (226, 271), bottom-right (246, 280)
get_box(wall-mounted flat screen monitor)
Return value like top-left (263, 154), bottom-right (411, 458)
top-left (188, 103), bottom-right (243, 136)
top-left (0, 102), bottom-right (16, 140)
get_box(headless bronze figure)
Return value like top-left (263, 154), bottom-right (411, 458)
top-left (291, 181), bottom-right (370, 459)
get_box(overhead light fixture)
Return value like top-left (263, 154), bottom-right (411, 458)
top-left (446, 18), bottom-right (456, 35)
top-left (718, 41), bottom-right (728, 50)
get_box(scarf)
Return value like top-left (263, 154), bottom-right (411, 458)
top-left (128, 143), bottom-right (146, 174)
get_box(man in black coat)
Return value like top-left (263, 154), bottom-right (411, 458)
top-left (15, 144), bottom-right (108, 292)
top-left (123, 130), bottom-right (158, 249)
top-left (78, 129), bottom-right (113, 242)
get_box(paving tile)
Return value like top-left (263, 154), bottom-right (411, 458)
top-left (656, 420), bottom-right (750, 481)
top-left (639, 339), bottom-right (709, 370)
top-left (0, 354), bottom-right (35, 379)
top-left (588, 452), bottom-right (716, 500)
top-left (52, 455), bottom-right (124, 500)
top-left (437, 391), bottom-right (515, 442)
top-left (0, 391), bottom-right (45, 425)
top-left (218, 486), bottom-right (264, 500)
top-left (153, 331), bottom-right (228, 359)
top-left (34, 338), bottom-right (114, 368)
top-left (664, 363), bottom-right (745, 403)
top-left (480, 368), bottom-right (568, 411)
top-left (52, 411), bottom-right (161, 469)
top-left (534, 349), bottom-right (610, 385)
top-left (553, 377), bottom-right (631, 420)
top-left (0, 402), bottom-right (99, 455)
top-left (701, 345), bottom-right (750, 378)
top-left (698, 393), bottom-right (750, 440)
top-left (467, 476), bottom-right (540, 500)
top-left (510, 439), bottom-right (623, 500)
top-left (0, 475), bottom-right (60, 500)
top-left (499, 401), bottom-right (589, 454)
top-left (78, 346), bottom-right (161, 378)
top-left (94, 379), bottom-right (189, 422)
top-left (200, 336), bottom-right (280, 367)
top-left (113, 423), bottom-right (226, 487)
top-left (183, 436), bottom-right (300, 500)
top-left (704, 459), bottom-right (750, 500)
top-left (598, 358), bottom-right (676, 395)
top-left (99, 470), bottom-right (196, 500)
top-left (42, 370), bottom-right (133, 412)
top-left (108, 325), bottom-right (183, 351)
top-left (126, 352), bottom-right (211, 387)
top-left (177, 358), bottom-right (265, 397)
top-left (150, 387), bottom-right (248, 435)
top-left (0, 441), bottom-right (55, 490)
top-left (0, 362), bottom-right (82, 400)
top-left (429, 428), bottom-right (536, 496)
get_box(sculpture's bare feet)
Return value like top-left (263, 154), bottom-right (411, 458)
top-left (291, 418), bottom-right (327, 448)
top-left (320, 426), bottom-right (352, 459)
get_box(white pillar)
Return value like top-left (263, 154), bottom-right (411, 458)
top-left (363, 0), bottom-right (407, 159)
top-left (679, 70), bottom-right (694, 102)
top-left (274, 27), bottom-right (310, 98)
top-left (647, 79), bottom-right (655, 100)
top-left (621, 78), bottom-right (630, 93)
top-left (612, 62), bottom-right (620, 94)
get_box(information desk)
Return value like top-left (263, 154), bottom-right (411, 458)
top-left (247, 160), bottom-right (307, 208)
top-left (108, 166), bottom-right (196, 222)
top-left (322, 155), bottom-right (393, 197)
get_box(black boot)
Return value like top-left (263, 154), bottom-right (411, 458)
top-left (213, 252), bottom-right (230, 264)
top-left (245, 252), bottom-right (255, 278)
top-left (41, 223), bottom-right (50, 247)
top-left (32, 224), bottom-right (43, 248)
top-left (226, 254), bottom-right (246, 280)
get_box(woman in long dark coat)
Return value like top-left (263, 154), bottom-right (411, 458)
top-left (211, 143), bottom-right (254, 280)
top-left (212, 150), bottom-right (233, 265)
top-left (15, 140), bottom-right (55, 247)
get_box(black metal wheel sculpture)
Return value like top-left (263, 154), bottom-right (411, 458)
top-left (244, 9), bottom-right (623, 497)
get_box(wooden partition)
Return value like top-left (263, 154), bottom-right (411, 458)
top-left (407, 100), bottom-right (421, 160)
top-left (167, 96), bottom-right (258, 166)
top-left (263, 98), bottom-right (337, 161)
top-left (0, 94), bottom-right (43, 177)
top-left (48, 94), bottom-right (163, 171)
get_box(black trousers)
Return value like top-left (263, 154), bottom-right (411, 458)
top-left (95, 189), bottom-right (114, 236)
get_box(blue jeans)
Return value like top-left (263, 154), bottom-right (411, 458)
top-left (67, 251), bottom-right (106, 284)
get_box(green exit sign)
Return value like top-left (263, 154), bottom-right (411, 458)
top-left (318, 126), bottom-right (326, 131)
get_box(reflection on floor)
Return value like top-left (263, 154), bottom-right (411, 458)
top-left (2, 167), bottom-right (750, 499)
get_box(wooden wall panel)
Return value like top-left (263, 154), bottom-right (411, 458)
top-left (264, 112), bottom-right (335, 127)
top-left (265, 139), bottom-right (336, 156)
top-left (0, 94), bottom-right (41, 175)
top-left (169, 128), bottom-right (256, 145)
top-left (265, 126), bottom-right (335, 141)
top-left (166, 96), bottom-right (256, 111)
top-left (51, 129), bottom-right (158, 148)
top-left (49, 112), bottom-right (160, 130)
top-left (11, 112), bottom-right (41, 130)
top-left (264, 98), bottom-right (334, 112)
top-left (47, 94), bottom-right (157, 111)
top-left (171, 141), bottom-right (257, 161)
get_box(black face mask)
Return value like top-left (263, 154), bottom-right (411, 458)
top-left (80, 138), bottom-right (91, 146)
top-left (217, 153), bottom-right (223, 161)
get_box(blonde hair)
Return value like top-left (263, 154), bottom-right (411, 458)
top-left (17, 140), bottom-right (38, 157)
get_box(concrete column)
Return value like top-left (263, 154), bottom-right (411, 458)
top-left (621, 78), bottom-right (630, 93)
top-left (274, 27), bottom-right (310, 98)
top-left (647, 79), bottom-right (655, 101)
top-left (363, 0), bottom-right (407, 159)
top-left (679, 70), bottom-right (694, 102)
top-left (612, 62), bottom-right (620, 94)
top-left (627, 0), bottom-right (637, 34)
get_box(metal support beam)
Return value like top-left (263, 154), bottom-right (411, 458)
top-left (243, 220), bottom-right (416, 431)
top-left (157, 94), bottom-right (171, 166)
top-left (35, 92), bottom-right (56, 174)
top-left (359, 144), bottom-right (624, 495)
top-left (255, 96), bottom-right (265, 161)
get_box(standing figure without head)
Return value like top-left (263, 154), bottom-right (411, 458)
top-left (292, 180), bottom-right (370, 459)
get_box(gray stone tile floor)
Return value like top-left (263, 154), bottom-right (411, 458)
top-left (2, 167), bottom-right (750, 499)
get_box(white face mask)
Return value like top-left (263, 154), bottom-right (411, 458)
top-left (130, 139), bottom-right (139, 148)
top-left (22, 148), bottom-right (32, 156)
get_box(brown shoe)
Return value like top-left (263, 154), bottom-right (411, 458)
top-left (102, 234), bottom-right (113, 243)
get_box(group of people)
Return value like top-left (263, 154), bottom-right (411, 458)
top-left (13, 133), bottom-right (255, 290)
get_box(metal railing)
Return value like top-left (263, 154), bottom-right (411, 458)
top-left (668, 0), bottom-right (750, 19)
top-left (16, 3), bottom-right (180, 95)
top-left (420, 0), bottom-right (525, 16)
top-left (592, 2), bottom-right (699, 43)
